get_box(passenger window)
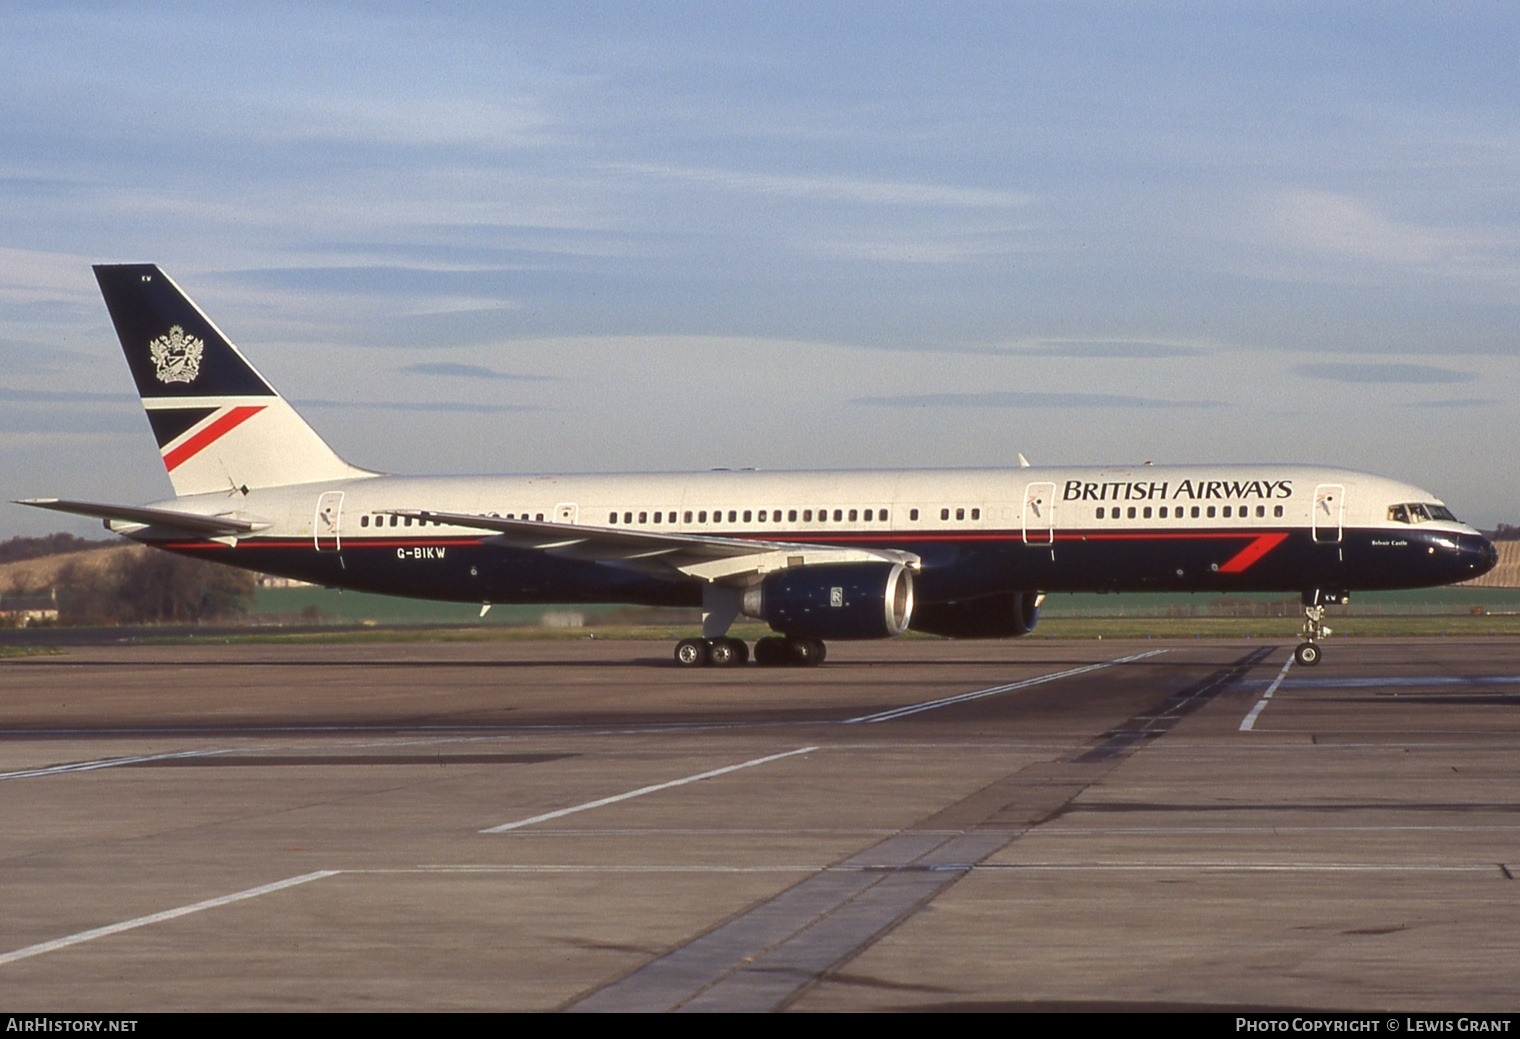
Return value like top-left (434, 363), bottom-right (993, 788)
top-left (743, 510), bottom-right (752, 522)
top-left (1190, 506), bottom-right (1200, 519)
top-left (653, 511), bottom-right (662, 523)
top-left (638, 511), bottom-right (647, 523)
top-left (1274, 505), bottom-right (1284, 518)
top-left (1206, 506), bottom-right (1216, 519)
top-left (608, 512), bottom-right (617, 523)
top-left (803, 510), bottom-right (812, 522)
top-left (864, 509), bottom-right (873, 522)
top-left (833, 509), bottom-right (842, 521)
top-left (941, 508), bottom-right (949, 521)
top-left (971, 508), bottom-right (980, 520)
top-left (1256, 505), bottom-right (1265, 518)
top-left (1223, 506), bottom-right (1231, 519)
top-left (361, 515), bottom-right (369, 528)
top-left (848, 509), bottom-right (858, 522)
top-left (1143, 506), bottom-right (1152, 519)
top-left (728, 510), bottom-right (737, 522)
top-left (789, 509), bottom-right (797, 522)
top-left (955, 508), bottom-right (965, 521)
top-left (880, 510), bottom-right (888, 521)
top-left (1127, 506), bottom-right (1136, 519)
top-left (757, 510), bottom-right (766, 522)
top-left (910, 508), bottom-right (919, 521)
top-left (1097, 507), bottom-right (1105, 519)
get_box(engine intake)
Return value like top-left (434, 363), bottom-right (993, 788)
top-left (743, 562), bottom-right (914, 640)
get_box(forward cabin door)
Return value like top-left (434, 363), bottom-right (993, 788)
top-left (314, 491), bottom-right (344, 552)
top-left (1312, 483), bottom-right (1344, 544)
top-left (1022, 481), bottom-right (1056, 544)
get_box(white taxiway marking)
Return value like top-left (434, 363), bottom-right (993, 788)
top-left (1240, 655), bottom-right (1294, 731)
top-left (0, 871), bottom-right (338, 967)
top-left (480, 745), bottom-right (820, 834)
top-left (0, 749), bottom-right (232, 781)
top-left (846, 650), bottom-right (1168, 724)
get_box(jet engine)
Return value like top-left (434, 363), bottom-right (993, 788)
top-left (742, 562), bottom-right (914, 640)
top-left (908, 590), bottom-right (1041, 639)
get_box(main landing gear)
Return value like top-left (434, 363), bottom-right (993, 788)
top-left (1294, 589), bottom-right (1345, 667)
top-left (674, 636), bottom-right (827, 668)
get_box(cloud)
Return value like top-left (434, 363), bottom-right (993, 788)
top-left (0, 387), bottom-right (136, 404)
top-left (853, 391), bottom-right (1225, 409)
top-left (1295, 363), bottom-right (1475, 384)
top-left (614, 163), bottom-right (1029, 209)
top-left (1396, 397), bottom-right (1499, 409)
top-left (296, 398), bottom-right (545, 414)
top-left (1012, 339), bottom-right (1210, 359)
top-left (397, 362), bottom-right (557, 383)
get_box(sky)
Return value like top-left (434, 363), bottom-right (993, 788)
top-left (2, 1), bottom-right (1517, 537)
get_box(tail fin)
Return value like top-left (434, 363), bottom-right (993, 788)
top-left (94, 264), bottom-right (373, 497)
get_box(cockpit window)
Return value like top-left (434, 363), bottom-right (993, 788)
top-left (1388, 502), bottom-right (1458, 524)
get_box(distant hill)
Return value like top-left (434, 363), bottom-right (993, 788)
top-left (0, 533), bottom-right (113, 566)
top-left (0, 543), bottom-right (146, 593)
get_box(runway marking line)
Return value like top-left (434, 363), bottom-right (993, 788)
top-left (846, 649), bottom-right (1168, 724)
top-left (0, 871), bottom-right (338, 967)
top-left (480, 745), bottom-right (819, 834)
top-left (1240, 654), bottom-right (1293, 731)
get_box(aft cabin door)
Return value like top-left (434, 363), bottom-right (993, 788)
top-left (1022, 482), bottom-right (1055, 544)
top-left (1312, 483), bottom-right (1344, 544)
top-left (314, 491), bottom-right (344, 552)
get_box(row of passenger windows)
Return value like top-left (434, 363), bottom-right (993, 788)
top-left (609, 507), bottom-right (891, 525)
top-left (359, 511), bottom-right (544, 528)
top-left (1096, 504), bottom-right (1285, 520)
top-left (604, 506), bottom-right (985, 525)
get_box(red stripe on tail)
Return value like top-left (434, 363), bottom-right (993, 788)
top-left (162, 406), bottom-right (266, 472)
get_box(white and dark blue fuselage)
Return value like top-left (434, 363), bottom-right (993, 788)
top-left (19, 265), bottom-right (1498, 668)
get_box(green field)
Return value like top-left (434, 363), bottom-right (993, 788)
top-left (225, 584), bottom-right (1520, 646)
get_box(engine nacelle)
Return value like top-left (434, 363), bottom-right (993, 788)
top-left (908, 590), bottom-right (1041, 639)
top-left (742, 562), bottom-right (914, 640)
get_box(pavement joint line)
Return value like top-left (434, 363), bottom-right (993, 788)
top-left (480, 745), bottom-right (821, 833)
top-left (0, 871), bottom-right (339, 967)
top-left (844, 649), bottom-right (1168, 724)
top-left (979, 862), bottom-right (1501, 872)
top-left (1241, 654), bottom-right (1295, 731)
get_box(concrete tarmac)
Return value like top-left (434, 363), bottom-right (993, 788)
top-left (1, 637), bottom-right (1517, 1011)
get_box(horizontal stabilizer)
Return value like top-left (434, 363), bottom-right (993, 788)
top-left (15, 498), bottom-right (266, 537)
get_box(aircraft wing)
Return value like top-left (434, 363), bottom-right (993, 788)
top-left (386, 509), bottom-right (920, 583)
top-left (15, 498), bottom-right (268, 538)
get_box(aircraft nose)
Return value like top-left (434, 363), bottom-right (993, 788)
top-left (1465, 533), bottom-right (1500, 578)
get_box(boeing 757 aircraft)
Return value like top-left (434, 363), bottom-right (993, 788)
top-left (17, 265), bottom-right (1499, 668)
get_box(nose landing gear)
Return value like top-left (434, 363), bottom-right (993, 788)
top-left (1294, 589), bottom-right (1345, 666)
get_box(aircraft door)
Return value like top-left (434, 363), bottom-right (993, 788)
top-left (1312, 483), bottom-right (1344, 544)
top-left (1022, 481), bottom-right (1055, 544)
top-left (314, 491), bottom-right (344, 552)
top-left (554, 502), bottom-right (578, 524)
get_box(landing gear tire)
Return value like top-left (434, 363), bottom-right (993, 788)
top-left (708, 637), bottom-right (748, 667)
top-left (675, 638), bottom-right (710, 668)
top-left (753, 636), bottom-right (789, 667)
top-left (787, 637), bottom-right (825, 667)
top-left (1294, 642), bottom-right (1321, 667)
